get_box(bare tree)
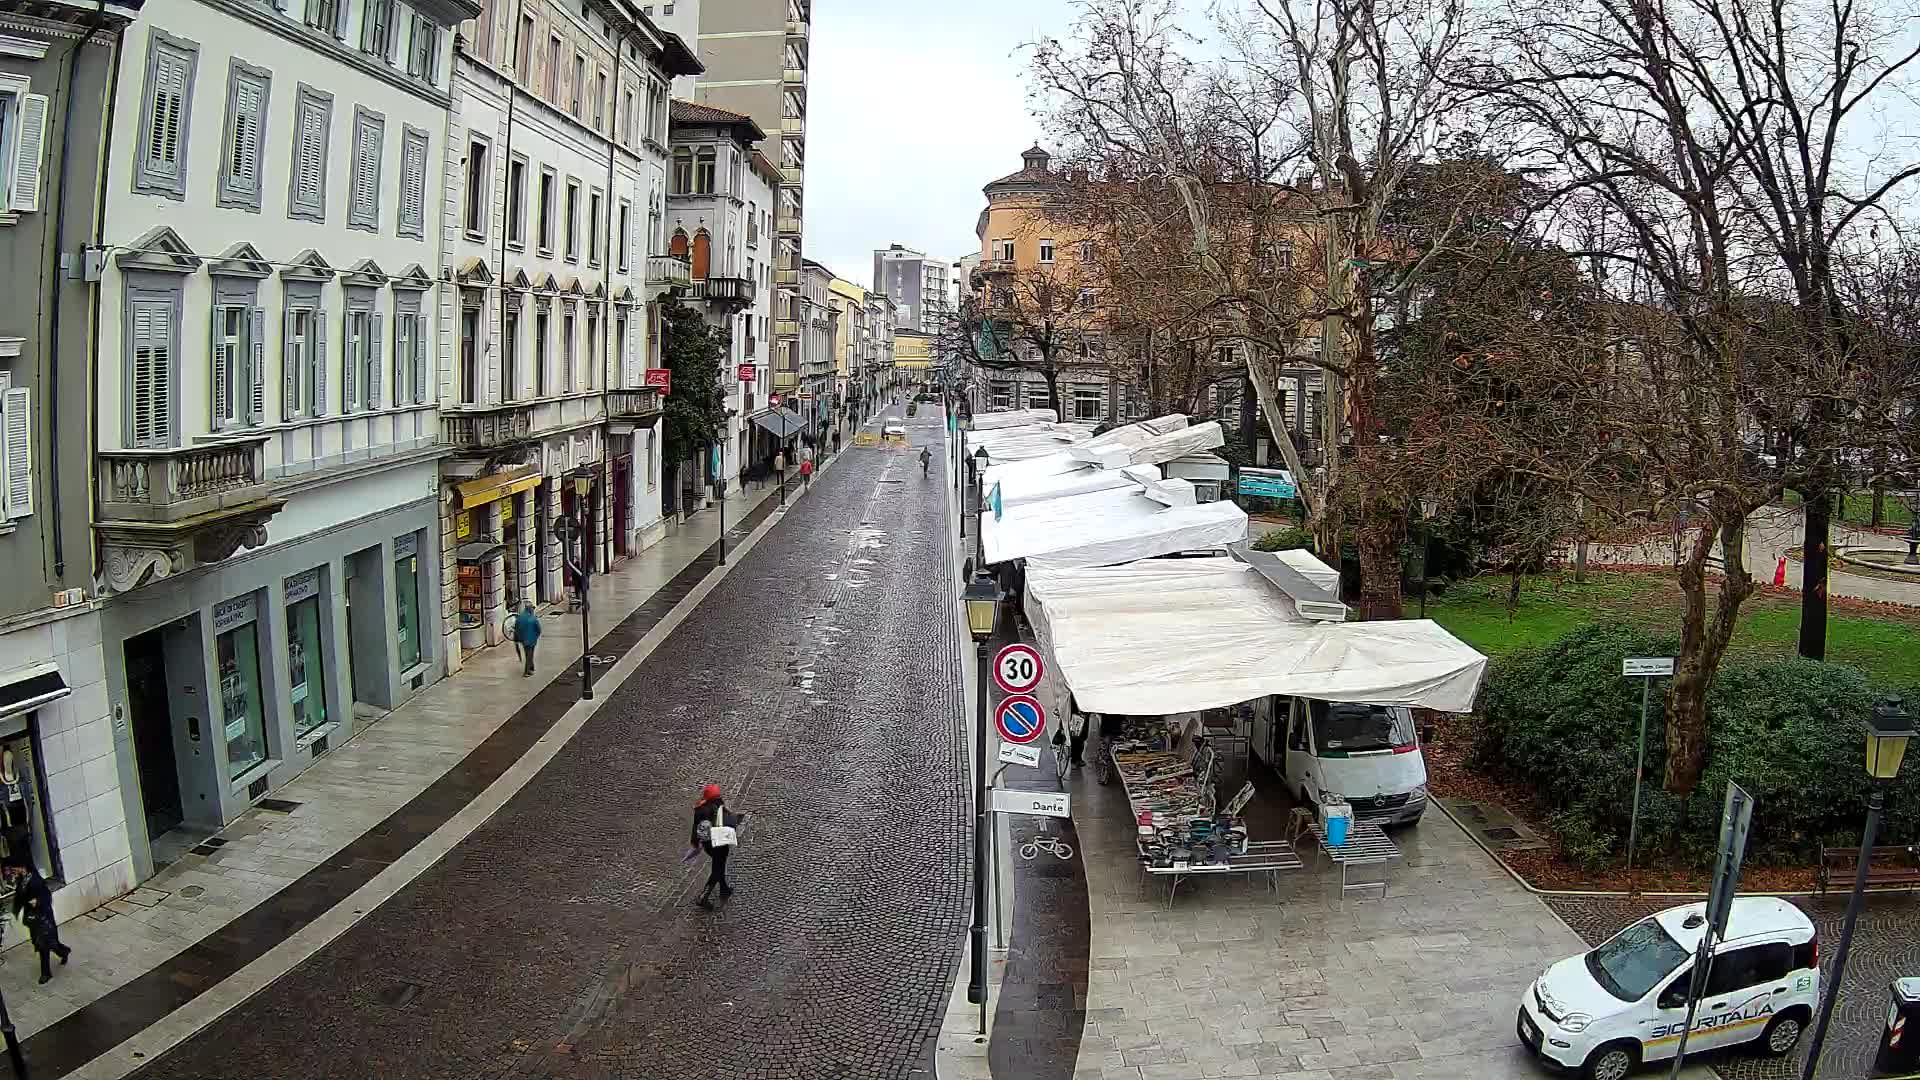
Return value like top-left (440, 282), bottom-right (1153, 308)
top-left (941, 259), bottom-right (1104, 418)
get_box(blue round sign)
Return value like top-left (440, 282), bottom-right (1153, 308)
top-left (995, 694), bottom-right (1046, 745)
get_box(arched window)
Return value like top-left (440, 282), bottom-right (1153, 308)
top-left (691, 228), bottom-right (712, 280)
top-left (669, 228), bottom-right (690, 258)
top-left (671, 148), bottom-right (693, 194)
top-left (694, 148), bottom-right (716, 194)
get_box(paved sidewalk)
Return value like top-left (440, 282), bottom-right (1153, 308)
top-left (0, 476), bottom-right (792, 1049)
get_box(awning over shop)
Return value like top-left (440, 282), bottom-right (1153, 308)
top-left (455, 466), bottom-right (542, 509)
top-left (982, 481), bottom-right (1249, 567)
top-left (0, 662), bottom-right (69, 723)
top-left (1023, 556), bottom-right (1489, 715)
top-left (752, 408), bottom-right (807, 439)
top-left (455, 540), bottom-right (507, 564)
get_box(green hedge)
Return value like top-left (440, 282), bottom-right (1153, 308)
top-left (1471, 622), bottom-right (1920, 869)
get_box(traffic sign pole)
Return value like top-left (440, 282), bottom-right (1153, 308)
top-left (1622, 657), bottom-right (1674, 895)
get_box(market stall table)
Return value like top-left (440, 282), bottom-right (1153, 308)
top-left (1138, 839), bottom-right (1303, 908)
top-left (1306, 820), bottom-right (1401, 901)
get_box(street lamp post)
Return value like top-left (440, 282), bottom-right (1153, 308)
top-left (558, 473), bottom-right (595, 701)
top-left (973, 447), bottom-right (990, 571)
top-left (1418, 493), bottom-right (1443, 619)
top-left (1800, 696), bottom-right (1915, 1080)
top-left (1904, 514), bottom-right (1918, 566)
top-left (962, 573), bottom-right (1002, 1035)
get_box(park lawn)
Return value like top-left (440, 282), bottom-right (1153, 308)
top-left (1425, 571), bottom-right (1920, 686)
top-left (1782, 489), bottom-right (1915, 529)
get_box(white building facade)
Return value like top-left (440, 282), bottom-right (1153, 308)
top-left (91, 0), bottom-right (475, 881)
top-left (435, 0), bottom-right (698, 667)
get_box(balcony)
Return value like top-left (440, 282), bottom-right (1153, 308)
top-left (695, 275), bottom-right (757, 310)
top-left (976, 259), bottom-right (1017, 279)
top-left (95, 436), bottom-right (286, 595)
top-left (606, 388), bottom-right (664, 426)
top-left (773, 369), bottom-right (801, 391)
top-left (645, 254), bottom-right (693, 297)
top-left (775, 318), bottom-right (800, 338)
top-left (780, 164), bottom-right (803, 188)
top-left (786, 18), bottom-right (807, 39)
top-left (775, 267), bottom-right (800, 287)
top-left (780, 115), bottom-right (805, 139)
top-left (783, 67), bottom-right (806, 87)
top-left (777, 214), bottom-right (802, 237)
top-left (442, 402), bottom-right (537, 451)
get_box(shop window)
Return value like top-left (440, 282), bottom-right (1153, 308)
top-left (286, 571), bottom-right (329, 738)
top-left (0, 723), bottom-right (54, 887)
top-left (216, 612), bottom-right (269, 780)
top-left (395, 534), bottom-right (422, 671)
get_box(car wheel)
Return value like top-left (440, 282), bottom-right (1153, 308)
top-left (1760, 1011), bottom-right (1807, 1056)
top-left (1583, 1042), bottom-right (1638, 1080)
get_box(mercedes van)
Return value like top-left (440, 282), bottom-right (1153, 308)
top-left (1517, 897), bottom-right (1818, 1078)
top-left (1277, 697), bottom-right (1429, 826)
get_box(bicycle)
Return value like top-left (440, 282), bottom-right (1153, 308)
top-left (1019, 833), bottom-right (1075, 861)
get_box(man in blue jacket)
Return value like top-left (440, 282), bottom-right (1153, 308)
top-left (513, 602), bottom-right (542, 677)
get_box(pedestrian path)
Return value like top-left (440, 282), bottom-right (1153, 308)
top-left (0, 471), bottom-right (798, 1073)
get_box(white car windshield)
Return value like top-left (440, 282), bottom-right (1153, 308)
top-left (1310, 701), bottom-right (1415, 754)
top-left (1586, 917), bottom-right (1689, 1002)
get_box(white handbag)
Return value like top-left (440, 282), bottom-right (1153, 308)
top-left (707, 804), bottom-right (738, 848)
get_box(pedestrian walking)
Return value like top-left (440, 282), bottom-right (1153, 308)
top-left (689, 784), bottom-right (745, 908)
top-left (507, 607), bottom-right (524, 665)
top-left (919, 446), bottom-right (932, 477)
top-left (514, 601), bottom-right (541, 677)
top-left (1065, 697), bottom-right (1090, 767)
top-left (774, 449), bottom-right (787, 488)
top-left (799, 453), bottom-right (814, 490)
top-left (6, 861), bottom-right (70, 983)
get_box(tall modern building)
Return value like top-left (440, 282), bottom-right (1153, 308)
top-left (873, 244), bottom-right (952, 335)
top-left (684, 0), bottom-right (808, 408)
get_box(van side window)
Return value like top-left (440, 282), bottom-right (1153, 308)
top-left (1288, 703), bottom-right (1309, 751)
top-left (1705, 943), bottom-right (1791, 996)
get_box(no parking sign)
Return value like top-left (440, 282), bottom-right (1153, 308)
top-left (994, 694), bottom-right (1046, 745)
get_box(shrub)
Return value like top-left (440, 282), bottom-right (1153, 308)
top-left (1549, 809), bottom-right (1618, 874)
top-left (1474, 621), bottom-right (1920, 864)
top-left (1253, 526), bottom-right (1315, 552)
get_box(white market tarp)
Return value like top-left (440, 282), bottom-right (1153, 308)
top-left (1022, 558), bottom-right (1488, 715)
top-left (999, 464), bottom-right (1161, 507)
top-left (967, 423), bottom-right (1100, 463)
top-left (983, 485), bottom-right (1249, 567)
top-left (982, 415), bottom-right (1198, 486)
top-left (970, 408), bottom-right (1060, 430)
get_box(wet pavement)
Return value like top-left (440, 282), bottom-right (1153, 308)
top-left (126, 414), bottom-right (971, 1080)
top-left (1544, 891), bottom-right (1920, 1079)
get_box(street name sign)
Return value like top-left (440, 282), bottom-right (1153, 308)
top-left (997, 743), bottom-right (1041, 768)
top-left (990, 788), bottom-right (1072, 818)
top-left (1623, 657), bottom-right (1676, 677)
top-left (992, 643), bottom-right (1043, 694)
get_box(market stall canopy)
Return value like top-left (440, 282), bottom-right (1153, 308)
top-left (1022, 557), bottom-right (1488, 714)
top-left (982, 481), bottom-right (1249, 567)
top-left (982, 415), bottom-right (1193, 486)
top-left (967, 421), bottom-right (1100, 463)
top-left (970, 408), bottom-right (1061, 430)
top-left (1000, 463), bottom-right (1161, 507)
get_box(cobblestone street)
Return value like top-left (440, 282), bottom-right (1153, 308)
top-left (126, 414), bottom-right (970, 1080)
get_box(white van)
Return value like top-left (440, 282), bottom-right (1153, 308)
top-left (1273, 697), bottom-right (1428, 826)
top-left (1517, 897), bottom-right (1818, 1078)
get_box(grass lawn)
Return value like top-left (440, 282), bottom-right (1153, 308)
top-left (1425, 571), bottom-right (1920, 686)
top-left (1782, 488), bottom-right (1916, 529)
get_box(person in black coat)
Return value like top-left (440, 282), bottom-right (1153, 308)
top-left (5, 861), bottom-right (70, 983)
top-left (689, 784), bottom-right (746, 909)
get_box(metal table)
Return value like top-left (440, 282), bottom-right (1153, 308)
top-left (1306, 821), bottom-right (1400, 901)
top-left (1139, 840), bottom-right (1303, 907)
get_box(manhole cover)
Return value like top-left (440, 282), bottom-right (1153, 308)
top-left (178, 885), bottom-right (206, 899)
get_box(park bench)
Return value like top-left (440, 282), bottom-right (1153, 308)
top-left (1815, 844), bottom-right (1920, 894)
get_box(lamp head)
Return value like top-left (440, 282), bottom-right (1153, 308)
top-left (1865, 697), bottom-right (1916, 781)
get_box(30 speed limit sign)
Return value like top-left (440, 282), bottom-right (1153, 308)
top-left (992, 643), bottom-right (1045, 694)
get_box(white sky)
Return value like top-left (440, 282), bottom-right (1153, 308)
top-left (803, 0), bottom-right (1076, 289)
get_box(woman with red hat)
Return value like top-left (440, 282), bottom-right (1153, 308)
top-left (689, 784), bottom-right (745, 908)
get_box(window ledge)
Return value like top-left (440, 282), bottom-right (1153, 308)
top-left (295, 721), bottom-right (339, 750)
top-left (0, 213), bottom-right (19, 228)
top-left (229, 758), bottom-right (281, 796)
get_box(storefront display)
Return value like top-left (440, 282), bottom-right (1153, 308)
top-left (395, 533), bottom-right (422, 671)
top-left (0, 732), bottom-right (51, 884)
top-left (213, 597), bottom-right (268, 780)
top-left (285, 570), bottom-right (328, 738)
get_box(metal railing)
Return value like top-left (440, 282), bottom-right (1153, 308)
top-left (442, 404), bottom-right (535, 449)
top-left (98, 437), bottom-right (272, 522)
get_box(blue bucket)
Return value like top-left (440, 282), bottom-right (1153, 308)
top-left (1327, 814), bottom-right (1350, 846)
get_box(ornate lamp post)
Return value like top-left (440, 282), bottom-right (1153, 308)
top-left (961, 573), bottom-right (1002, 1033)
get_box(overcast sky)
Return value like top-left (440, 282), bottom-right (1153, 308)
top-left (803, 0), bottom-right (1077, 290)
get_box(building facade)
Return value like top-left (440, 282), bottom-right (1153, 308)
top-left (797, 258), bottom-right (835, 443)
top-left (872, 243), bottom-right (951, 336)
top-left (89, 0), bottom-right (477, 882)
top-left (435, 0), bottom-right (698, 668)
top-left (0, 0), bottom-right (140, 920)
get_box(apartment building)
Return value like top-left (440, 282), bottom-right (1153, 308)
top-left (797, 259), bottom-right (835, 443)
top-left (436, 0), bottom-right (698, 667)
top-left (873, 243), bottom-right (952, 336)
top-left (0, 0), bottom-right (141, 920)
top-left (690, 0), bottom-right (807, 414)
top-left (88, 0), bottom-right (475, 881)
top-left (665, 99), bottom-right (781, 492)
top-left (827, 275), bottom-right (867, 425)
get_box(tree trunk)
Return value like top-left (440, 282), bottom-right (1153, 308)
top-left (1798, 485), bottom-right (1830, 660)
top-left (1355, 518), bottom-right (1406, 620)
top-left (1666, 510), bottom-right (1756, 794)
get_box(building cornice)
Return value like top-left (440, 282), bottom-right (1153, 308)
top-left (198, 0), bottom-right (453, 108)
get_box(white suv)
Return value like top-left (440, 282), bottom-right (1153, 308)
top-left (1517, 897), bottom-right (1818, 1079)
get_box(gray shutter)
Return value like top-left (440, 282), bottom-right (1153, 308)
top-left (368, 313), bottom-right (384, 408)
top-left (10, 94), bottom-right (48, 213)
top-left (311, 311), bottom-right (328, 417)
top-left (210, 305), bottom-right (230, 430)
top-left (283, 309), bottom-right (300, 419)
top-left (3, 385), bottom-right (31, 519)
top-left (413, 314), bottom-right (428, 404)
top-left (249, 307), bottom-right (267, 424)
top-left (342, 314), bottom-right (358, 409)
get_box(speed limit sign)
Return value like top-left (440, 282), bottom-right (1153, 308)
top-left (992, 643), bottom-right (1045, 694)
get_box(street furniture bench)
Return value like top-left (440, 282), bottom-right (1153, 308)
top-left (1816, 844), bottom-right (1920, 894)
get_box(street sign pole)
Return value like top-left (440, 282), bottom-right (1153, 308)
top-left (1668, 781), bottom-right (1754, 1080)
top-left (1622, 657), bottom-right (1674, 895)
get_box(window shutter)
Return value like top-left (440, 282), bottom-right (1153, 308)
top-left (413, 315), bottom-right (428, 404)
top-left (296, 102), bottom-right (325, 209)
top-left (128, 300), bottom-right (172, 447)
top-left (2, 386), bottom-right (29, 519)
top-left (368, 313), bottom-right (383, 408)
top-left (154, 53), bottom-right (189, 177)
top-left (401, 132), bottom-right (426, 234)
top-left (232, 80), bottom-right (263, 193)
top-left (311, 312), bottom-right (328, 416)
top-left (210, 305), bottom-right (230, 429)
top-left (249, 307), bottom-right (267, 424)
top-left (10, 94), bottom-right (48, 213)
top-left (342, 315), bottom-right (358, 409)
top-left (353, 117), bottom-right (380, 225)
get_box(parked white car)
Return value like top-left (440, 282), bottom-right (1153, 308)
top-left (1517, 897), bottom-right (1817, 1079)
